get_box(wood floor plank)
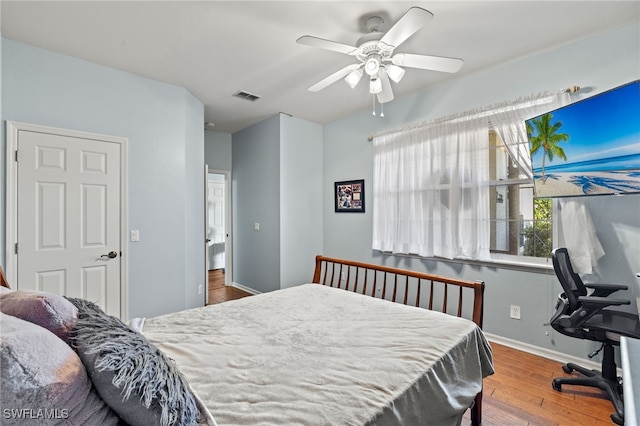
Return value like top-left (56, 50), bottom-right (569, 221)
top-left (480, 392), bottom-right (556, 426)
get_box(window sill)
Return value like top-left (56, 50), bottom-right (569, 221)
top-left (380, 251), bottom-right (554, 274)
top-left (484, 254), bottom-right (554, 273)
top-left (442, 255), bottom-right (553, 273)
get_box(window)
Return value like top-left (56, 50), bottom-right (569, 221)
top-left (489, 131), bottom-right (552, 259)
top-left (372, 91), bottom-right (570, 264)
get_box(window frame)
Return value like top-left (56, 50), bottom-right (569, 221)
top-left (487, 131), bottom-right (556, 267)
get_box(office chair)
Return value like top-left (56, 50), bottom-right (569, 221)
top-left (550, 247), bottom-right (640, 425)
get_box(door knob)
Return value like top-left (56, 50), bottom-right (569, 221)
top-left (100, 251), bottom-right (118, 259)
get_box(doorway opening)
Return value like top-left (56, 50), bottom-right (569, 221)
top-left (206, 170), bottom-right (232, 303)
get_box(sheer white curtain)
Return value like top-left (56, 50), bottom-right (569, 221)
top-left (373, 116), bottom-right (490, 260)
top-left (558, 199), bottom-right (604, 274)
top-left (490, 91), bottom-right (571, 178)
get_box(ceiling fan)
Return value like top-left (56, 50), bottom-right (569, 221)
top-left (297, 7), bottom-right (463, 104)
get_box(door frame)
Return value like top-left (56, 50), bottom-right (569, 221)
top-left (206, 168), bottom-right (232, 287)
top-left (5, 121), bottom-right (129, 318)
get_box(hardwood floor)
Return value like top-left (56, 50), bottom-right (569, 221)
top-left (462, 344), bottom-right (616, 425)
top-left (207, 269), bottom-right (251, 305)
top-left (207, 272), bottom-right (617, 425)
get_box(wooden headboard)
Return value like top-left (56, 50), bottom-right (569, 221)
top-left (312, 255), bottom-right (485, 328)
top-left (0, 267), bottom-right (10, 289)
top-left (312, 255), bottom-right (486, 426)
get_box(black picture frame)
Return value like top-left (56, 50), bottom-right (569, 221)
top-left (334, 179), bottom-right (365, 213)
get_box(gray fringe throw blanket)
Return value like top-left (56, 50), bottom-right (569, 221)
top-left (66, 297), bottom-right (200, 426)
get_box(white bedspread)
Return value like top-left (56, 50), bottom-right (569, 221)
top-left (142, 284), bottom-right (493, 426)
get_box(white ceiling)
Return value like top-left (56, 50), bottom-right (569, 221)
top-left (1, 1), bottom-right (638, 134)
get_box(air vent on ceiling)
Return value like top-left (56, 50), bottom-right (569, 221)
top-left (233, 90), bottom-right (261, 102)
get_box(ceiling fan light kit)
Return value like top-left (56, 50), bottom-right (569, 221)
top-left (364, 55), bottom-right (381, 76)
top-left (297, 7), bottom-right (464, 116)
top-left (369, 77), bottom-right (382, 94)
top-left (386, 64), bottom-right (405, 83)
top-left (345, 68), bottom-right (363, 88)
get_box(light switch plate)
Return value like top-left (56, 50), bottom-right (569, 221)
top-left (130, 230), bottom-right (140, 242)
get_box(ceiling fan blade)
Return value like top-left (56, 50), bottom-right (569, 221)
top-left (392, 53), bottom-right (463, 73)
top-left (297, 35), bottom-right (361, 56)
top-left (308, 64), bottom-right (361, 92)
top-left (377, 71), bottom-right (394, 104)
top-left (379, 7), bottom-right (434, 49)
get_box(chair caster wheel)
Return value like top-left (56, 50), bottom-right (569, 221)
top-left (562, 365), bottom-right (573, 374)
top-left (552, 380), bottom-right (561, 391)
top-left (611, 413), bottom-right (623, 425)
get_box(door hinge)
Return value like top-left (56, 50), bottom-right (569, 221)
top-left (15, 150), bottom-right (19, 162)
top-left (14, 242), bottom-right (18, 254)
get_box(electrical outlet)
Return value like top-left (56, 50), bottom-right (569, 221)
top-left (510, 305), bottom-right (521, 320)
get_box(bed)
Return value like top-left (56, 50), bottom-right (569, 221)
top-left (0, 257), bottom-right (493, 426)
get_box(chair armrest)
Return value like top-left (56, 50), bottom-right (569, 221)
top-left (562, 297), bottom-right (631, 329)
top-left (585, 283), bottom-right (628, 297)
top-left (578, 295), bottom-right (630, 307)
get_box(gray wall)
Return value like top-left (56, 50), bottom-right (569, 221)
top-left (1, 38), bottom-right (205, 319)
top-left (232, 113), bottom-right (323, 292)
top-left (322, 23), bottom-right (640, 360)
top-left (232, 115), bottom-right (281, 293)
top-left (205, 130), bottom-right (232, 171)
top-left (183, 91), bottom-right (206, 310)
top-left (279, 114), bottom-right (323, 288)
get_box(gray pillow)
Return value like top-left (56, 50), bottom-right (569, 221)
top-left (0, 290), bottom-right (77, 342)
top-left (0, 312), bottom-right (121, 425)
top-left (66, 297), bottom-right (200, 426)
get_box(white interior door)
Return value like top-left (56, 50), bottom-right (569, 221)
top-left (12, 125), bottom-right (124, 317)
top-left (208, 176), bottom-right (226, 271)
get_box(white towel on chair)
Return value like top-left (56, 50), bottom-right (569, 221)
top-left (559, 199), bottom-right (604, 274)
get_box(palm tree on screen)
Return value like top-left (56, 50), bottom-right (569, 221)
top-left (527, 113), bottom-right (569, 182)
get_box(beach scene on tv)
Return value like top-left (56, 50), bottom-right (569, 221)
top-left (527, 81), bottom-right (640, 198)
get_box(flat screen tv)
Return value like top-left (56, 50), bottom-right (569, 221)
top-left (526, 80), bottom-right (640, 198)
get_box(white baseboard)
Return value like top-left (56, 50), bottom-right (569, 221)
top-left (484, 332), bottom-right (602, 370)
top-left (230, 282), bottom-right (261, 295)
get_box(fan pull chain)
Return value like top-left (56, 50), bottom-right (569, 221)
top-left (372, 95), bottom-right (385, 118)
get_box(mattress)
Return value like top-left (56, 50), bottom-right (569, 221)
top-left (142, 284), bottom-right (493, 426)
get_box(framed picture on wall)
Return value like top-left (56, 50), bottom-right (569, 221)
top-left (334, 179), bottom-right (365, 213)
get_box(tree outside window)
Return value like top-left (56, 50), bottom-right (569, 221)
top-left (521, 198), bottom-right (552, 258)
